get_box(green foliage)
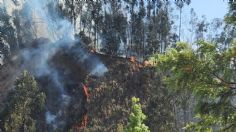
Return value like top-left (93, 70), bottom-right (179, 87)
top-left (154, 41), bottom-right (236, 131)
top-left (0, 7), bottom-right (17, 57)
top-left (117, 123), bottom-right (124, 132)
top-left (125, 97), bottom-right (150, 132)
top-left (3, 71), bottom-right (46, 132)
top-left (225, 2), bottom-right (236, 25)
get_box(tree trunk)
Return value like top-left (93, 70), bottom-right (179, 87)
top-left (179, 7), bottom-right (182, 41)
top-left (142, 24), bottom-right (145, 59)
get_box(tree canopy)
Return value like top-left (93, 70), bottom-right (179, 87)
top-left (225, 1), bottom-right (236, 25)
top-left (2, 71), bottom-right (46, 132)
top-left (154, 41), bottom-right (236, 131)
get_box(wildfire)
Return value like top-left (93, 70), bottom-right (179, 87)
top-left (129, 56), bottom-right (155, 70)
top-left (143, 60), bottom-right (155, 67)
top-left (72, 83), bottom-right (90, 131)
top-left (130, 56), bottom-right (136, 63)
top-left (80, 113), bottom-right (88, 127)
top-left (82, 83), bottom-right (90, 101)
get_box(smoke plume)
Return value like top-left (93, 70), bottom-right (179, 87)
top-left (1, 0), bottom-right (108, 129)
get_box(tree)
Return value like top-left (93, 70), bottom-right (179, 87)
top-left (195, 16), bottom-right (209, 41)
top-left (225, 1), bottom-right (236, 25)
top-left (0, 7), bottom-right (17, 59)
top-left (220, 1), bottom-right (236, 50)
top-left (175, 0), bottom-right (191, 41)
top-left (2, 71), bottom-right (46, 132)
top-left (125, 97), bottom-right (150, 132)
top-left (154, 41), bottom-right (236, 131)
top-left (62, 0), bottom-right (85, 32)
top-left (188, 8), bottom-right (198, 43)
top-left (100, 12), bottom-right (118, 55)
top-left (123, 0), bottom-right (137, 56)
top-left (145, 1), bottom-right (172, 56)
top-left (100, 0), bottom-right (127, 55)
top-left (90, 0), bottom-right (103, 50)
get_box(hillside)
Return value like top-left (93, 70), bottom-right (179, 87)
top-left (0, 46), bottom-right (189, 131)
top-left (0, 0), bottom-right (235, 131)
top-left (86, 54), bottom-right (177, 132)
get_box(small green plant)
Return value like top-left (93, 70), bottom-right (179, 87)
top-left (125, 97), bottom-right (150, 132)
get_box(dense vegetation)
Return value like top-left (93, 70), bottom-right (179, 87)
top-left (0, 71), bottom-right (45, 131)
top-left (0, 0), bottom-right (235, 132)
top-left (155, 41), bottom-right (236, 131)
top-left (154, 1), bottom-right (236, 131)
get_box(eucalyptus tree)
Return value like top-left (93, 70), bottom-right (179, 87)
top-left (175, 0), bottom-right (191, 41)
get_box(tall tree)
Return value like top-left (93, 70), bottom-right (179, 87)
top-left (2, 71), bottom-right (46, 132)
top-left (225, 1), bottom-right (236, 25)
top-left (62, 0), bottom-right (85, 32)
top-left (124, 0), bottom-right (137, 56)
top-left (175, 0), bottom-right (191, 41)
top-left (188, 8), bottom-right (198, 43)
top-left (145, 1), bottom-right (172, 56)
top-left (0, 7), bottom-right (17, 57)
top-left (90, 0), bottom-right (103, 49)
top-left (101, 0), bottom-right (127, 55)
top-left (195, 16), bottom-right (209, 41)
top-left (132, 1), bottom-right (145, 58)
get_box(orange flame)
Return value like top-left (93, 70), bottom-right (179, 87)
top-left (81, 113), bottom-right (88, 127)
top-left (143, 60), bottom-right (154, 67)
top-left (72, 113), bottom-right (88, 131)
top-left (130, 56), bottom-right (136, 63)
top-left (82, 83), bottom-right (89, 101)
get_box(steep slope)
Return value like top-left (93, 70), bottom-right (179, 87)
top-left (78, 54), bottom-right (178, 132)
top-left (0, 47), bottom-right (183, 131)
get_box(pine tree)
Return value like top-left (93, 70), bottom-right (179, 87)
top-left (3, 71), bottom-right (46, 132)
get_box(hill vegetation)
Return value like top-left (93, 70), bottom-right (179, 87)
top-left (0, 0), bottom-right (235, 132)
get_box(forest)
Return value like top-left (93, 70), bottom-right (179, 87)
top-left (0, 0), bottom-right (235, 132)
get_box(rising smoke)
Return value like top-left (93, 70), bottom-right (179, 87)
top-left (1, 0), bottom-right (108, 129)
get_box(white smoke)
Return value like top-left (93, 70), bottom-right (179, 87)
top-left (90, 63), bottom-right (108, 76)
top-left (1, 0), bottom-right (108, 129)
top-left (1, 0), bottom-right (23, 16)
top-left (0, 52), bottom-right (4, 66)
top-left (46, 111), bottom-right (56, 124)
